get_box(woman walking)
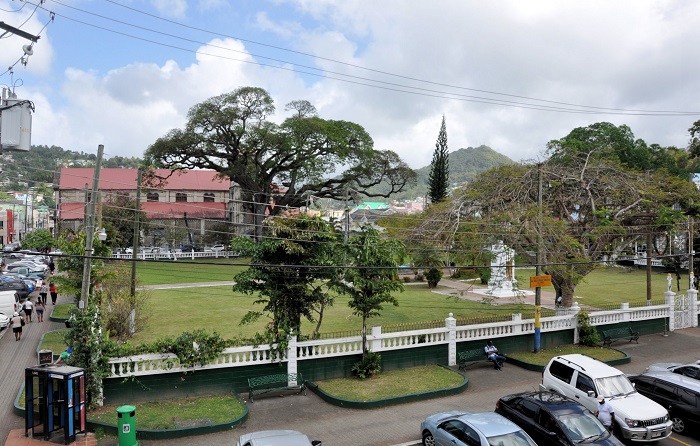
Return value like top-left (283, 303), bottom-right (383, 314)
top-left (49, 282), bottom-right (58, 305)
top-left (39, 282), bottom-right (49, 305)
top-left (35, 300), bottom-right (46, 322)
top-left (10, 312), bottom-right (23, 341)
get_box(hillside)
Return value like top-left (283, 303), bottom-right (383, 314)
top-left (395, 145), bottom-right (514, 200)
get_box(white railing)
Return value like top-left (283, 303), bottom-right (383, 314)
top-left (105, 292), bottom-right (699, 379)
top-left (109, 251), bottom-right (236, 261)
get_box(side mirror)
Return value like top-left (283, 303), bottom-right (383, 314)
top-left (312, 442), bottom-right (322, 446)
top-left (587, 391), bottom-right (595, 398)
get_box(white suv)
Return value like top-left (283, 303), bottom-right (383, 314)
top-left (541, 354), bottom-right (672, 442)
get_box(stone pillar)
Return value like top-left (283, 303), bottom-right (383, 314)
top-left (688, 289), bottom-right (698, 328)
top-left (665, 291), bottom-right (675, 332)
top-left (570, 302), bottom-right (581, 344)
top-left (511, 313), bottom-right (522, 335)
top-left (446, 313), bottom-right (456, 367)
top-left (370, 326), bottom-right (382, 354)
top-left (287, 335), bottom-right (298, 381)
top-left (621, 303), bottom-right (630, 323)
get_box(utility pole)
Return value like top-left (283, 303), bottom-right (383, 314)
top-left (534, 163), bottom-right (543, 353)
top-left (80, 145), bottom-right (104, 310)
top-left (130, 168), bottom-right (142, 297)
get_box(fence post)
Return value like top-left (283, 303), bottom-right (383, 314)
top-left (511, 313), bottom-right (522, 335)
top-left (371, 326), bottom-right (382, 353)
top-left (665, 291), bottom-right (675, 332)
top-left (688, 289), bottom-right (698, 328)
top-left (287, 335), bottom-right (298, 377)
top-left (446, 313), bottom-right (456, 367)
top-left (621, 303), bottom-right (630, 323)
top-left (571, 302), bottom-right (581, 344)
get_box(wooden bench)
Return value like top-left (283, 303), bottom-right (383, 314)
top-left (458, 348), bottom-right (490, 370)
top-left (602, 326), bottom-right (639, 346)
top-left (248, 372), bottom-right (306, 402)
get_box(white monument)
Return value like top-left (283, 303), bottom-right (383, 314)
top-left (474, 240), bottom-right (534, 298)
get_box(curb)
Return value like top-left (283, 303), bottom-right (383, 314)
top-left (307, 365), bottom-right (468, 409)
top-left (506, 347), bottom-right (631, 372)
top-left (13, 385), bottom-right (249, 440)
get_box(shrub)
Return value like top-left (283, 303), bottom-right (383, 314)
top-left (577, 311), bottom-right (600, 346)
top-left (425, 268), bottom-right (443, 288)
top-left (415, 274), bottom-right (425, 282)
top-left (351, 352), bottom-right (381, 379)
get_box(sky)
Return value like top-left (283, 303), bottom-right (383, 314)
top-left (1, 0), bottom-right (699, 170)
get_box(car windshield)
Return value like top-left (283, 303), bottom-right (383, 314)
top-left (558, 412), bottom-right (607, 442)
top-left (595, 375), bottom-right (635, 397)
top-left (487, 431), bottom-right (537, 446)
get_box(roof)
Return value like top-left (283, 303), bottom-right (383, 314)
top-left (550, 354), bottom-right (623, 378)
top-left (58, 168), bottom-right (230, 191)
top-left (634, 371), bottom-right (700, 392)
top-left (59, 201), bottom-right (226, 220)
top-left (355, 201), bottom-right (389, 210)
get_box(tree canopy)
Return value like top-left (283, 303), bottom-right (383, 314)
top-left (145, 86), bottom-right (416, 240)
top-left (428, 115), bottom-right (449, 204)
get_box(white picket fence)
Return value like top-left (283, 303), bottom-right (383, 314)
top-left (106, 290), bottom-right (699, 379)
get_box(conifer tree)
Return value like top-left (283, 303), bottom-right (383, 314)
top-left (428, 115), bottom-right (449, 204)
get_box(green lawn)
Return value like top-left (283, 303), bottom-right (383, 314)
top-left (133, 258), bottom-right (248, 286)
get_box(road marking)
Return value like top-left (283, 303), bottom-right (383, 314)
top-left (669, 435), bottom-right (693, 446)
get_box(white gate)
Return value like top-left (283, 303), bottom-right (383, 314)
top-left (674, 294), bottom-right (692, 330)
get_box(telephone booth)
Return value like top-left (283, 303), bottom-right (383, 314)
top-left (25, 365), bottom-right (87, 444)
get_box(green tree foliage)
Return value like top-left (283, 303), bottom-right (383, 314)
top-left (331, 226), bottom-right (405, 358)
top-left (428, 115), bottom-right (450, 204)
top-left (145, 87), bottom-right (416, 241)
top-left (20, 228), bottom-right (54, 251)
top-left (101, 194), bottom-right (149, 248)
top-left (232, 215), bottom-right (340, 340)
top-left (54, 229), bottom-right (113, 301)
top-left (425, 268), bottom-right (443, 289)
top-left (95, 263), bottom-right (150, 342)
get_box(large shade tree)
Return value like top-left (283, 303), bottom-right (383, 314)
top-left (145, 87), bottom-right (416, 241)
top-left (407, 123), bottom-right (700, 306)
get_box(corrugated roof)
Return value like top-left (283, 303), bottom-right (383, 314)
top-left (59, 202), bottom-right (226, 221)
top-left (58, 168), bottom-right (230, 191)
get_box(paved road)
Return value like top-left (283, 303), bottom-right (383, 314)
top-left (2, 287), bottom-right (700, 445)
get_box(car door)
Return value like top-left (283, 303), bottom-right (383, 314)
top-left (435, 420), bottom-right (469, 446)
top-left (569, 371), bottom-right (597, 412)
top-left (675, 387), bottom-right (699, 426)
top-left (536, 410), bottom-right (569, 446)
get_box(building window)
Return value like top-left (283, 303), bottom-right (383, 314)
top-left (176, 193), bottom-right (188, 202)
top-left (147, 192), bottom-right (159, 202)
top-left (203, 193), bottom-right (215, 202)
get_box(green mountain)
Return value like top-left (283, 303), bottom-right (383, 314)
top-left (396, 145), bottom-right (514, 200)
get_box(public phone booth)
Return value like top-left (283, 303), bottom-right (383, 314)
top-left (25, 364), bottom-right (87, 444)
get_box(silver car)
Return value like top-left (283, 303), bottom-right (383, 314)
top-left (0, 311), bottom-right (9, 329)
top-left (420, 411), bottom-right (537, 446)
top-left (236, 430), bottom-right (321, 446)
top-left (645, 361), bottom-right (700, 380)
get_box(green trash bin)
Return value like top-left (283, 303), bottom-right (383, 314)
top-left (116, 405), bottom-right (138, 446)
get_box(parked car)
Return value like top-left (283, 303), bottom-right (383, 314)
top-left (0, 311), bottom-right (9, 329)
top-left (4, 251), bottom-right (25, 259)
top-left (495, 390), bottom-right (624, 446)
top-left (420, 411), bottom-right (537, 446)
top-left (2, 242), bottom-right (21, 252)
top-left (236, 429), bottom-right (321, 446)
top-left (211, 244), bottom-right (226, 252)
top-left (541, 354), bottom-right (672, 442)
top-left (0, 279), bottom-right (29, 299)
top-left (629, 371), bottom-right (700, 435)
top-left (645, 361), bottom-right (700, 380)
top-left (179, 244), bottom-right (200, 252)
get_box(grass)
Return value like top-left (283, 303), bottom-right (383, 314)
top-left (315, 365), bottom-right (464, 400)
top-left (133, 258), bottom-right (247, 286)
top-left (51, 303), bottom-right (73, 319)
top-left (41, 329), bottom-right (69, 353)
top-left (508, 345), bottom-right (627, 366)
top-left (87, 393), bottom-right (246, 430)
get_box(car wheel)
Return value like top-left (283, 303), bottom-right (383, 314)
top-left (671, 415), bottom-right (685, 433)
top-left (422, 431), bottom-right (436, 446)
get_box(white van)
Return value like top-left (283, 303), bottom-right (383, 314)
top-left (541, 354), bottom-right (672, 442)
top-left (0, 289), bottom-right (20, 319)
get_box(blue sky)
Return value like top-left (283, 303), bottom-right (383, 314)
top-left (1, 0), bottom-right (699, 169)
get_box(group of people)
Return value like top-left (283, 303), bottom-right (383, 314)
top-left (9, 281), bottom-right (58, 341)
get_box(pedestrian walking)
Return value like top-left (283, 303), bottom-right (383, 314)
top-left (49, 282), bottom-right (58, 305)
top-left (48, 259), bottom-right (56, 275)
top-left (22, 298), bottom-right (33, 323)
top-left (39, 281), bottom-right (48, 305)
top-left (10, 312), bottom-right (24, 341)
top-left (35, 300), bottom-right (46, 322)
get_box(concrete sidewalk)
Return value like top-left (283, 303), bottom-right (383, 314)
top-left (6, 327), bottom-right (700, 446)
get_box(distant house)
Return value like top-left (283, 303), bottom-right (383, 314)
top-left (55, 168), bottom-right (250, 246)
top-left (348, 202), bottom-right (393, 232)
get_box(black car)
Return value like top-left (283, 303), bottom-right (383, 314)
top-left (495, 390), bottom-right (624, 446)
top-left (180, 244), bottom-right (201, 252)
top-left (0, 278), bottom-right (29, 299)
top-left (629, 372), bottom-right (700, 435)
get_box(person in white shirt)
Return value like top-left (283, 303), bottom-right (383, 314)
top-left (22, 299), bottom-right (33, 323)
top-left (484, 340), bottom-right (506, 370)
top-left (595, 397), bottom-right (615, 431)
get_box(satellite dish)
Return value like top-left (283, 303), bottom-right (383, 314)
top-left (22, 44), bottom-right (33, 56)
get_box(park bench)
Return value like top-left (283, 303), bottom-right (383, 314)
top-left (248, 372), bottom-right (306, 402)
top-left (458, 348), bottom-right (491, 370)
top-left (602, 326), bottom-right (639, 347)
